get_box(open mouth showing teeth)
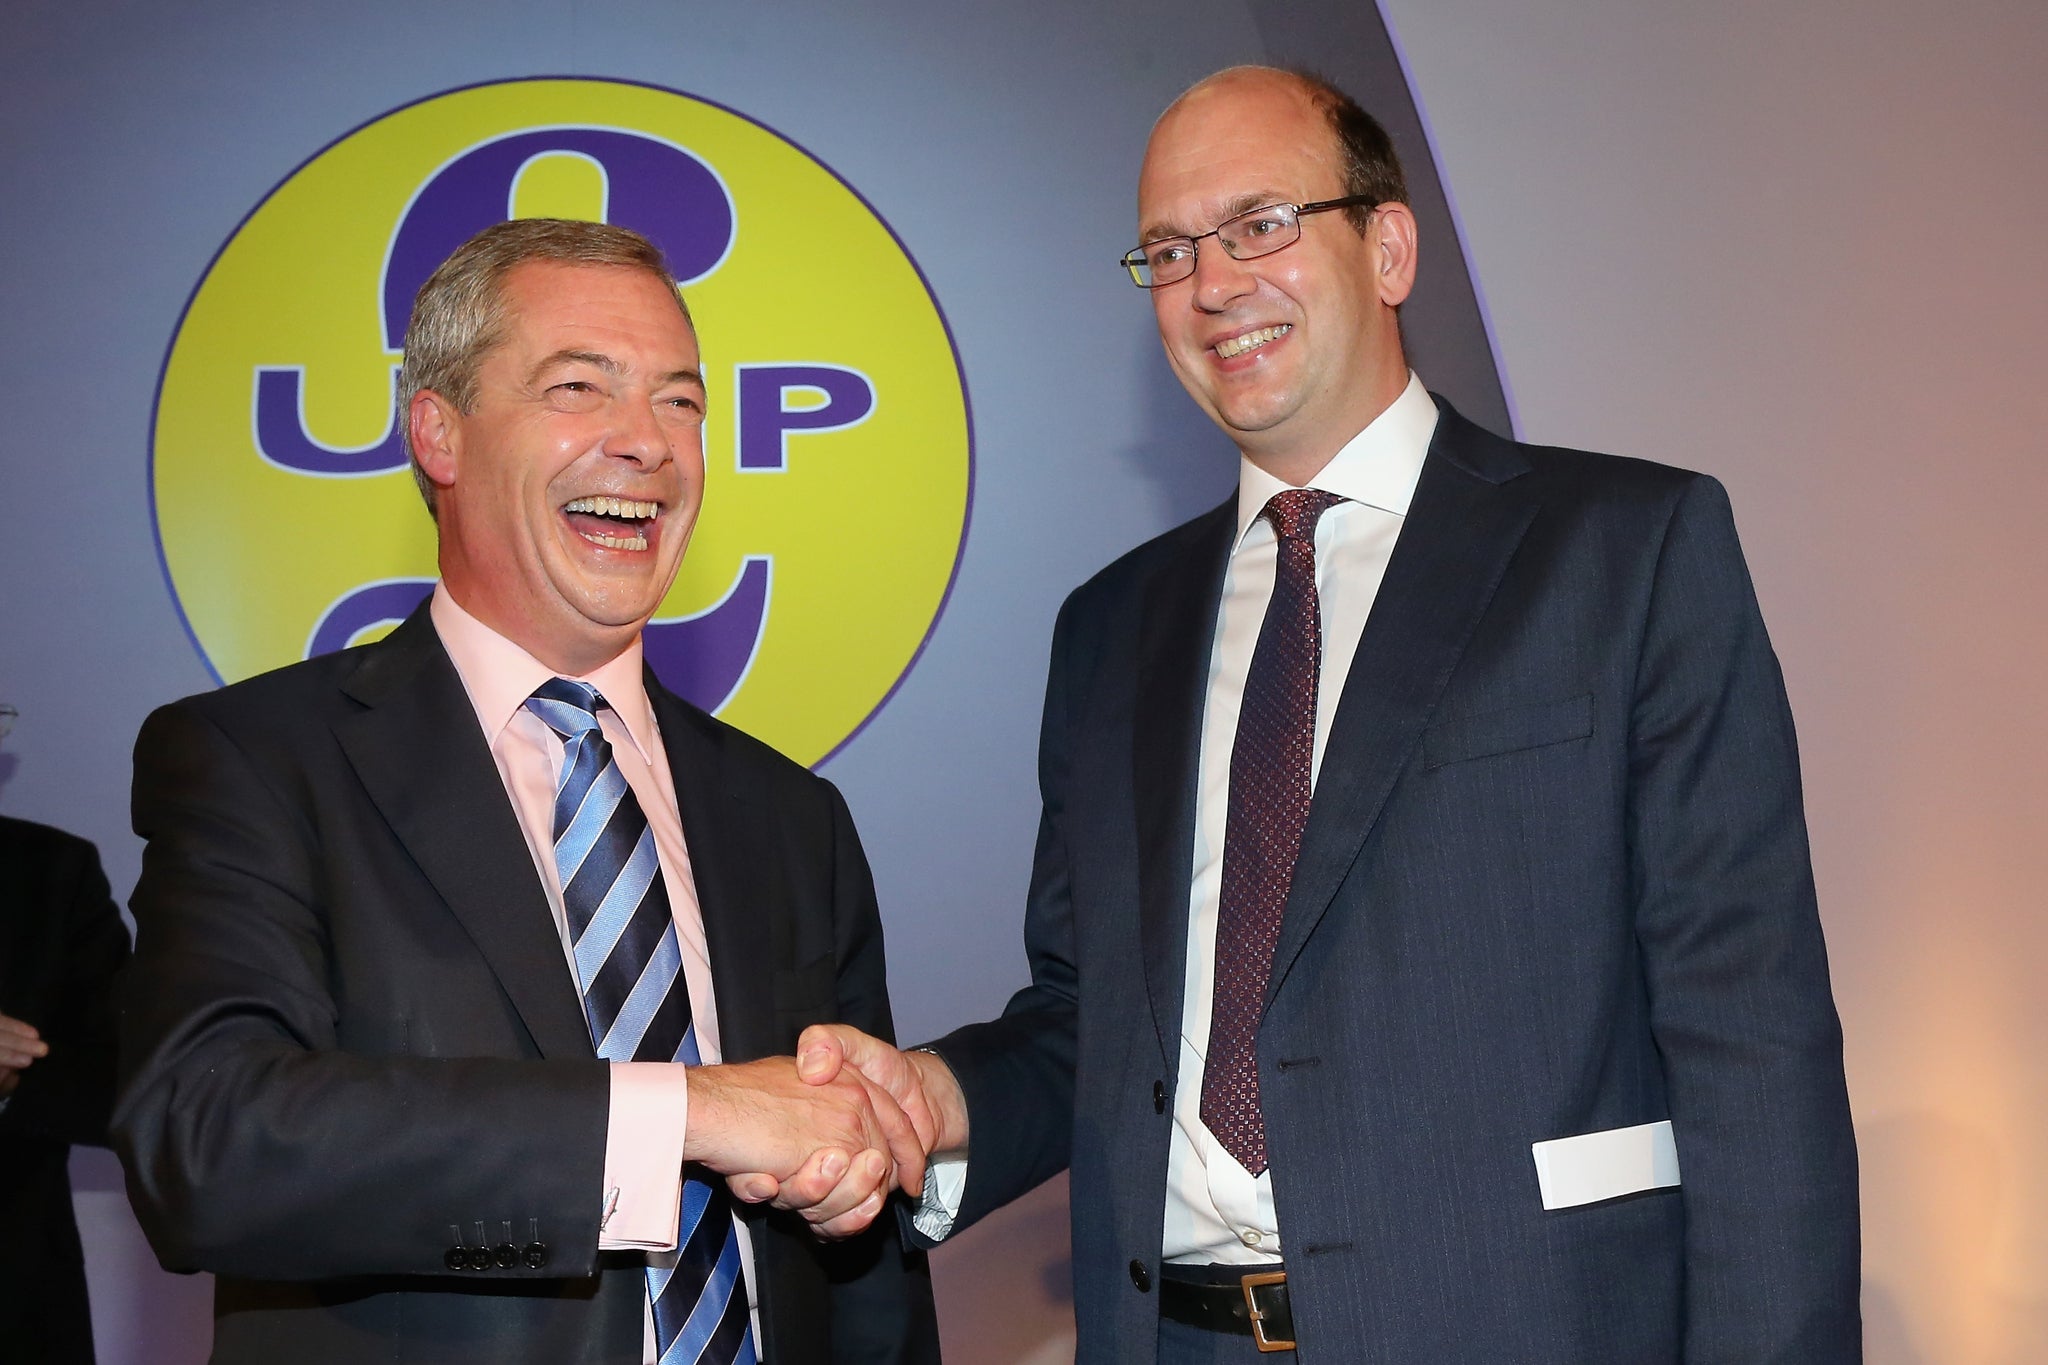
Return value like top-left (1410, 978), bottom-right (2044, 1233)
top-left (1215, 324), bottom-right (1291, 359)
top-left (562, 495), bottom-right (659, 551)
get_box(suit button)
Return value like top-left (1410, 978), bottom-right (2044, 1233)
top-left (1153, 1080), bottom-right (1166, 1114)
top-left (1129, 1259), bottom-right (1151, 1293)
top-left (444, 1245), bottom-right (468, 1272)
top-left (523, 1242), bottom-right (549, 1270)
top-left (495, 1242), bottom-right (520, 1269)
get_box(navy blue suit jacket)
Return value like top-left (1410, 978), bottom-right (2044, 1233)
top-left (930, 400), bottom-right (1859, 1362)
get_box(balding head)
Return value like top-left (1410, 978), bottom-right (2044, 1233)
top-left (1151, 67), bottom-right (1407, 235)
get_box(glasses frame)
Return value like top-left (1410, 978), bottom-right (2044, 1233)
top-left (1120, 194), bottom-right (1381, 289)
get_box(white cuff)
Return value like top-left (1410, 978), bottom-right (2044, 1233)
top-left (911, 1155), bottom-right (968, 1241)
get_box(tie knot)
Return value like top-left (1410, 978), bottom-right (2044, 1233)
top-left (1262, 488), bottom-right (1342, 542)
top-left (526, 678), bottom-right (606, 738)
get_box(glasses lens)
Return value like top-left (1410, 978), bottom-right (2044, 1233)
top-left (1128, 238), bottom-right (1196, 288)
top-left (1219, 203), bottom-right (1301, 260)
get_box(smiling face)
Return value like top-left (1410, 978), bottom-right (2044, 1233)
top-left (410, 260), bottom-right (706, 674)
top-left (1138, 69), bottom-right (1416, 482)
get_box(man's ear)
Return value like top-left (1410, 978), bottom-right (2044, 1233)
top-left (408, 390), bottom-right (462, 494)
top-left (1372, 202), bottom-right (1419, 308)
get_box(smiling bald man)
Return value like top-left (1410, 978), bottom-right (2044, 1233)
top-left (796, 67), bottom-right (1860, 1363)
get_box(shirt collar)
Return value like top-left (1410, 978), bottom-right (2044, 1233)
top-left (429, 584), bottom-right (658, 765)
top-left (1233, 371), bottom-right (1439, 549)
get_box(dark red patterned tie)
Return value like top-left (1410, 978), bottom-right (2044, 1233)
top-left (1201, 488), bottom-right (1342, 1176)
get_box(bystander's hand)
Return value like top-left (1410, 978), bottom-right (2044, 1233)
top-left (0, 1010), bottom-right (49, 1098)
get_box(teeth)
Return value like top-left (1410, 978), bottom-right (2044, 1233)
top-left (1216, 325), bottom-right (1291, 359)
top-left (580, 529), bottom-right (649, 551)
top-left (563, 495), bottom-right (660, 519)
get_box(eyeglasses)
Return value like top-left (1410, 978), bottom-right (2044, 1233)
top-left (1120, 195), bottom-right (1380, 288)
top-left (1122, 194), bottom-right (1376, 288)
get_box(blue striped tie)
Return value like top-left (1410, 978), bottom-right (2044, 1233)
top-left (526, 678), bottom-right (757, 1365)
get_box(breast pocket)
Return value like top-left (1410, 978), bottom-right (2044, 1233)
top-left (1422, 693), bottom-right (1594, 770)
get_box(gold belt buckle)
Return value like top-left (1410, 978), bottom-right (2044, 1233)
top-left (1240, 1270), bottom-right (1294, 1352)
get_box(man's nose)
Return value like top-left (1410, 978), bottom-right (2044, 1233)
top-left (605, 394), bottom-right (670, 466)
top-left (1190, 240), bottom-right (1256, 311)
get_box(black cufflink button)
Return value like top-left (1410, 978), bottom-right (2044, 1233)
top-left (495, 1242), bottom-right (520, 1269)
top-left (523, 1242), bottom-right (549, 1270)
top-left (1129, 1259), bottom-right (1151, 1293)
top-left (1153, 1080), bottom-right (1166, 1113)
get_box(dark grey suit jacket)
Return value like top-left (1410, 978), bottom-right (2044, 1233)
top-left (116, 606), bottom-right (938, 1364)
top-left (1, 817), bottom-right (130, 1365)
top-left (929, 400), bottom-right (1858, 1362)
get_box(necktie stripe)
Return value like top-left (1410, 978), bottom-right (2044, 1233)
top-left (670, 1021), bottom-right (699, 1065)
top-left (524, 678), bottom-right (754, 1364)
top-left (672, 1175), bottom-right (714, 1259)
top-left (659, 1227), bottom-right (747, 1365)
top-left (690, 1277), bottom-right (753, 1365)
top-left (631, 976), bottom-right (692, 1068)
top-left (578, 891), bottom-right (673, 1031)
top-left (570, 827), bottom-right (662, 985)
top-left (555, 760), bottom-right (631, 893)
top-left (593, 924), bottom-right (684, 1060)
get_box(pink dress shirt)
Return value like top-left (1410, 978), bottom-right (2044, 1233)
top-left (430, 586), bottom-right (760, 1358)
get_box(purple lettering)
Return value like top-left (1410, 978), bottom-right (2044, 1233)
top-left (737, 365), bottom-right (875, 472)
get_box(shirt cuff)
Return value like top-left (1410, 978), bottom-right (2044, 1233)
top-left (600, 1061), bottom-right (691, 1250)
top-left (911, 1155), bottom-right (968, 1242)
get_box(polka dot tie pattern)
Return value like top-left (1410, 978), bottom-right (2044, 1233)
top-left (1199, 488), bottom-right (1342, 1177)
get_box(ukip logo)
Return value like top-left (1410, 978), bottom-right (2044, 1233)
top-left (151, 78), bottom-right (971, 766)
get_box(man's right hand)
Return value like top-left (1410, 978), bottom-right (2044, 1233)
top-left (0, 1012), bottom-right (48, 1099)
top-left (683, 1055), bottom-right (926, 1237)
top-left (720, 1025), bottom-right (974, 1239)
top-left (797, 1025), bottom-right (970, 1161)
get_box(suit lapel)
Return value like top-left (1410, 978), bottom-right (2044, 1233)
top-left (1267, 405), bottom-right (1540, 1003)
top-left (648, 680), bottom-right (778, 1063)
top-left (1133, 500), bottom-right (1235, 1068)
top-left (333, 607), bottom-right (595, 1060)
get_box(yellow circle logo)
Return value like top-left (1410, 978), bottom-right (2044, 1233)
top-left (152, 78), bottom-right (971, 765)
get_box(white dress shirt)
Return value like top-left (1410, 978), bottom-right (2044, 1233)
top-left (1163, 372), bottom-right (1436, 1263)
top-left (431, 587), bottom-right (761, 1359)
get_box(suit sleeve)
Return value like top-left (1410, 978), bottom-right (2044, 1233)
top-left (916, 593), bottom-right (1083, 1237)
top-left (0, 829), bottom-right (129, 1147)
top-left (1627, 476), bottom-right (1860, 1362)
top-left (808, 782), bottom-right (942, 1364)
top-left (116, 700), bottom-right (611, 1283)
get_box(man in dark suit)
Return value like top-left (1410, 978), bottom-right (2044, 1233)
top-left (795, 66), bottom-right (1859, 1361)
top-left (1, 799), bottom-right (131, 1365)
top-left (116, 219), bottom-right (939, 1365)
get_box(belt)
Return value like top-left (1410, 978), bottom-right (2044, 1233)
top-left (1158, 1264), bottom-right (1296, 1353)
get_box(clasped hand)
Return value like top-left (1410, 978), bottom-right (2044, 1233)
top-left (701, 1028), bottom-right (966, 1240)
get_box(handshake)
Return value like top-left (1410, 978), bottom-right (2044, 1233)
top-left (681, 1026), bottom-right (970, 1239)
